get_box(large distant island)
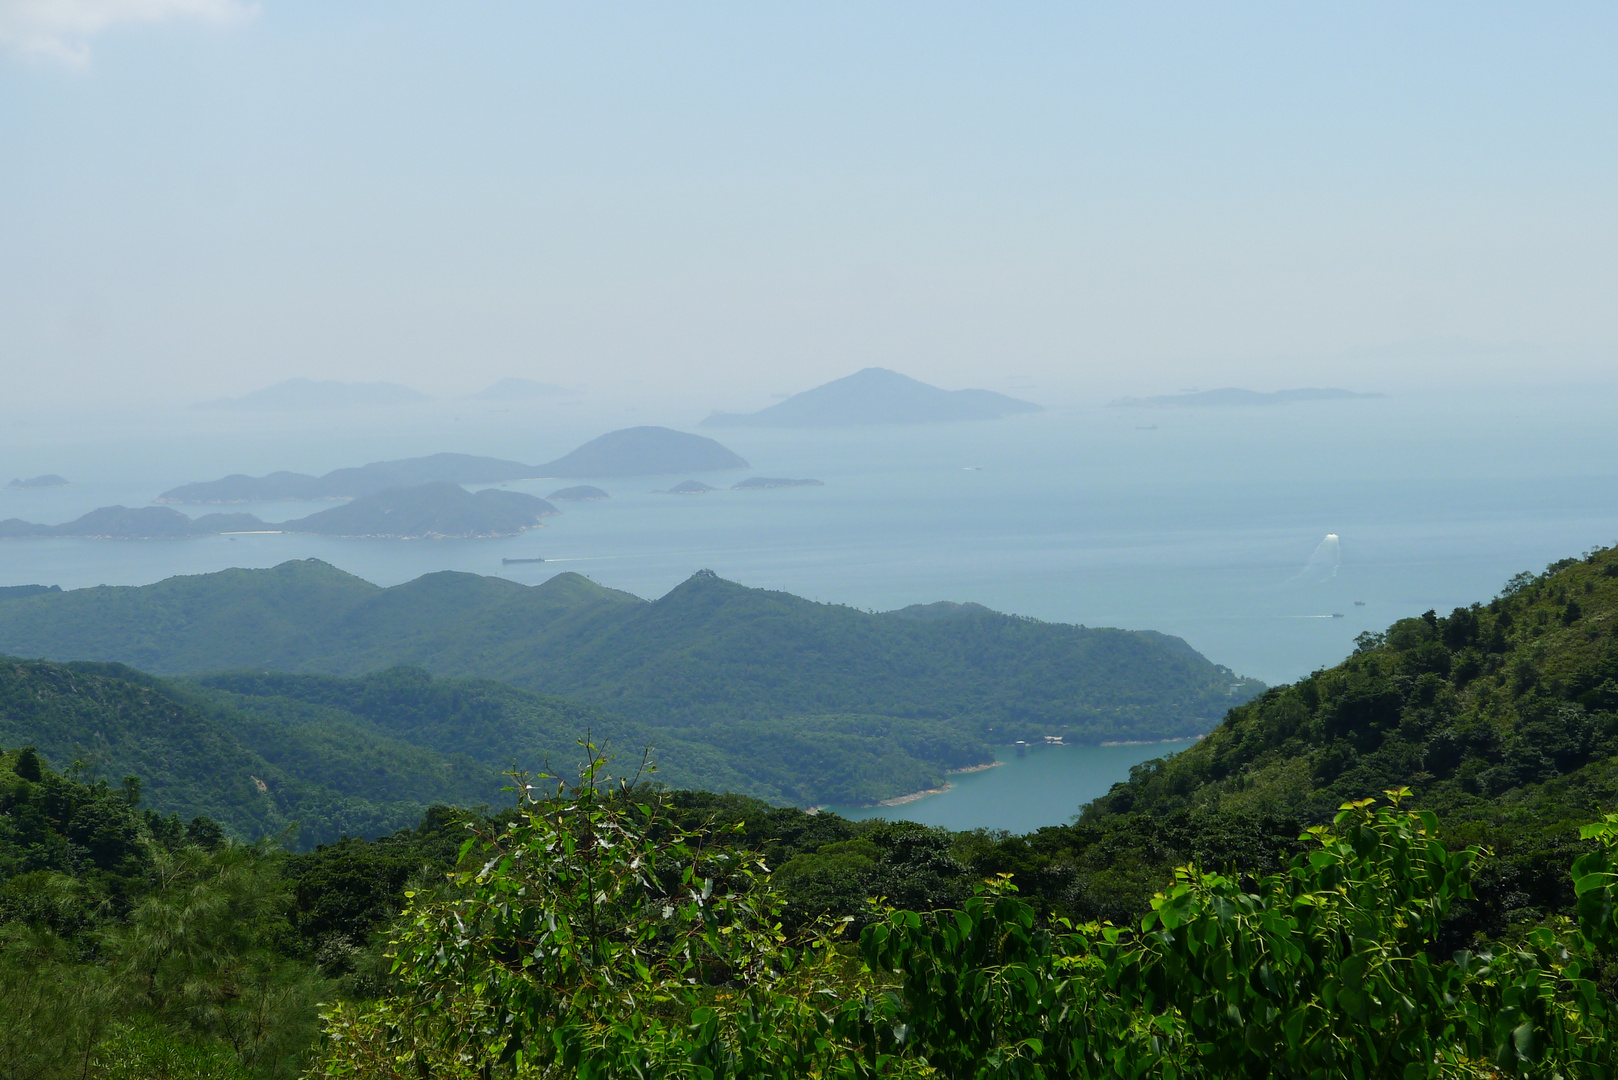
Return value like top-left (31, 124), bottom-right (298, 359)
top-left (702, 367), bottom-right (1041, 427)
top-left (1111, 387), bottom-right (1384, 407)
top-left (7, 474), bottom-right (69, 489)
top-left (286, 483), bottom-right (557, 538)
top-left (0, 506), bottom-right (266, 539)
top-left (160, 428), bottom-right (748, 505)
top-left (158, 452), bottom-right (547, 503)
top-left (546, 485), bottom-right (609, 501)
top-left (0, 483), bottom-right (558, 540)
top-left (535, 426), bottom-right (748, 477)
top-left (193, 378), bottom-right (430, 411)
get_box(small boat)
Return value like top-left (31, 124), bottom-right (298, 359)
top-left (1331, 612), bottom-right (1345, 618)
top-left (502, 557), bottom-right (545, 565)
top-left (1354, 600), bottom-right (1366, 606)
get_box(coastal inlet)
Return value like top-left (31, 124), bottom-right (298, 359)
top-left (829, 738), bottom-right (1200, 833)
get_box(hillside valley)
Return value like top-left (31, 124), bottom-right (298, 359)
top-left (0, 656), bottom-right (1001, 839)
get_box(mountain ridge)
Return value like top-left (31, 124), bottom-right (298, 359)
top-left (0, 560), bottom-right (1261, 744)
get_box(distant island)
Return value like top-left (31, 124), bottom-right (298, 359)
top-left (158, 452), bottom-right (546, 504)
top-left (702, 367), bottom-right (1041, 428)
top-left (7, 474), bottom-right (69, 488)
top-left (546, 485), bottom-right (609, 501)
top-left (658, 480), bottom-right (717, 494)
top-left (732, 477), bottom-right (823, 489)
top-left (0, 506), bottom-right (265, 540)
top-left (0, 482), bottom-right (558, 540)
top-left (193, 378), bottom-right (430, 411)
top-left (161, 429), bottom-right (748, 505)
top-left (288, 483), bottom-right (557, 538)
top-left (537, 426), bottom-right (748, 477)
top-left (469, 378), bottom-right (571, 400)
top-left (0, 584), bottom-right (61, 601)
top-left (1111, 387), bottom-right (1384, 407)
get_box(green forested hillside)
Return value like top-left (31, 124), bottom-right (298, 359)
top-left (0, 657), bottom-right (1000, 830)
top-left (0, 658), bottom-right (490, 845)
top-left (0, 560), bottom-right (1262, 743)
top-left (10, 724), bottom-right (1618, 1077)
top-left (186, 668), bottom-right (989, 807)
top-left (11, 546), bottom-right (1618, 1076)
top-left (574, 546), bottom-right (1618, 950)
top-left (1087, 550), bottom-right (1618, 820)
top-left (996, 546), bottom-right (1618, 942)
top-left (0, 748), bottom-right (478, 1078)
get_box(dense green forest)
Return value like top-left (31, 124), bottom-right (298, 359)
top-left (0, 658), bottom-right (448, 844)
top-left (8, 545), bottom-right (1618, 1074)
top-left (1073, 546), bottom-right (1618, 938)
top-left (7, 741), bottom-right (1618, 1077)
top-left (192, 666), bottom-right (992, 808)
top-left (0, 560), bottom-right (1262, 743)
top-left (314, 764), bottom-right (1618, 1078)
top-left (0, 657), bottom-right (996, 822)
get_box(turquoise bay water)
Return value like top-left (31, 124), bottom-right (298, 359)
top-left (830, 740), bottom-right (1201, 833)
top-left (4, 388), bottom-right (1618, 828)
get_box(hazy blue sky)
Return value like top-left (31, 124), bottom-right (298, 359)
top-left (2, 3), bottom-right (1615, 409)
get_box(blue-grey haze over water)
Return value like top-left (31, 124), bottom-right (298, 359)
top-left (4, 386), bottom-right (1617, 829)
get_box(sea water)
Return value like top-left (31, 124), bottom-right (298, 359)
top-left (829, 740), bottom-right (1202, 833)
top-left (3, 387), bottom-right (1617, 827)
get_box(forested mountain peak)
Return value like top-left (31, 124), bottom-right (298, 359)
top-left (885, 600), bottom-right (996, 621)
top-left (186, 557), bottom-right (380, 597)
top-left (533, 570), bottom-right (643, 607)
top-left (651, 567), bottom-right (780, 607)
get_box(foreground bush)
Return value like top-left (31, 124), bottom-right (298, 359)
top-left (315, 760), bottom-right (1618, 1078)
top-left (864, 794), bottom-right (1617, 1078)
top-left (0, 744), bottom-right (329, 1080)
top-left (316, 747), bottom-right (920, 1079)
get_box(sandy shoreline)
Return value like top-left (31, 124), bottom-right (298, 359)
top-left (877, 785), bottom-right (951, 806)
top-left (1098, 735), bottom-right (1204, 747)
top-left (871, 760), bottom-right (1001, 806)
top-left (860, 741), bottom-right (1200, 809)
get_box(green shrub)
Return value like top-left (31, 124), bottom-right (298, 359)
top-left (316, 775), bottom-right (1618, 1078)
